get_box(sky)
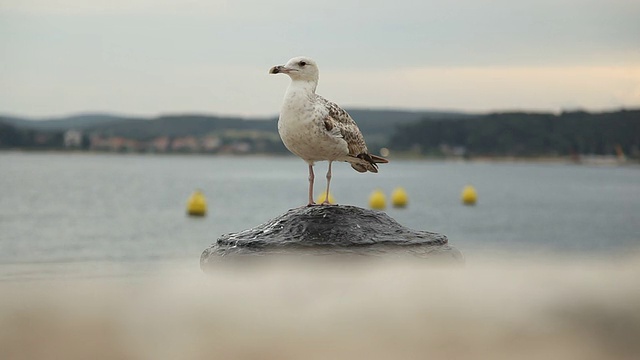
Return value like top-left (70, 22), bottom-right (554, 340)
top-left (1, 0), bottom-right (639, 118)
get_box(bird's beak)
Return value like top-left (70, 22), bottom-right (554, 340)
top-left (269, 65), bottom-right (294, 74)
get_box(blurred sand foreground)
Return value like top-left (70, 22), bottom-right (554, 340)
top-left (1, 255), bottom-right (639, 360)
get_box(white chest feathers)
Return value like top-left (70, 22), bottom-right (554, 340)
top-left (277, 84), bottom-right (348, 162)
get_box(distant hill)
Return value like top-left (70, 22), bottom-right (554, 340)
top-left (82, 114), bottom-right (276, 140)
top-left (0, 109), bottom-right (471, 145)
top-left (0, 113), bottom-right (139, 131)
top-left (3, 108), bottom-right (637, 158)
top-left (342, 109), bottom-right (473, 144)
top-left (389, 109), bottom-right (640, 157)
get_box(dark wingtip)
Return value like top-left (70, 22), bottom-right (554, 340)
top-left (369, 154), bottom-right (389, 164)
top-left (360, 153), bottom-right (388, 164)
top-left (356, 153), bottom-right (385, 173)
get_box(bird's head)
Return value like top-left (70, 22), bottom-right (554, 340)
top-left (269, 56), bottom-right (319, 82)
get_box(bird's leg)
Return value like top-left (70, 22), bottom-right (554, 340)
top-left (307, 164), bottom-right (316, 206)
top-left (322, 161), bottom-right (333, 205)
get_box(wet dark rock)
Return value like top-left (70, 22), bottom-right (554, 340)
top-left (200, 205), bottom-right (463, 270)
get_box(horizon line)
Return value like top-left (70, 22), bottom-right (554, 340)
top-left (1, 105), bottom-right (639, 121)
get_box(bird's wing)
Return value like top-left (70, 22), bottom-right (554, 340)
top-left (317, 96), bottom-right (369, 156)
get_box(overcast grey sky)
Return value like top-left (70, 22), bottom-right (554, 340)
top-left (1, 0), bottom-right (639, 117)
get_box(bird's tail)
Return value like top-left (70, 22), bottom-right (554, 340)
top-left (350, 153), bottom-right (389, 173)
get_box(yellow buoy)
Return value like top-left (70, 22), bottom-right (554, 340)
top-left (187, 190), bottom-right (207, 216)
top-left (369, 189), bottom-right (386, 210)
top-left (461, 185), bottom-right (477, 206)
top-left (391, 187), bottom-right (408, 208)
top-left (315, 191), bottom-right (336, 204)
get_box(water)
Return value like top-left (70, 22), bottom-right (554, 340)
top-left (2, 152), bottom-right (640, 359)
top-left (1, 152), bottom-right (639, 268)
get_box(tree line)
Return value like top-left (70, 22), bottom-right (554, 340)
top-left (388, 110), bottom-right (640, 158)
top-left (3, 109), bottom-right (639, 158)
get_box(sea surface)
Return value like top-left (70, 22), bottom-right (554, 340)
top-left (0, 152), bottom-right (639, 279)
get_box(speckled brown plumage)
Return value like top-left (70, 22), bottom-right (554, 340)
top-left (315, 95), bottom-right (387, 172)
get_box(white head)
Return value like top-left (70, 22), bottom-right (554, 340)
top-left (269, 56), bottom-right (319, 82)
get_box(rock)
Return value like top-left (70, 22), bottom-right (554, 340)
top-left (200, 205), bottom-right (463, 270)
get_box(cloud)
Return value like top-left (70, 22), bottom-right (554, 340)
top-left (321, 65), bottom-right (640, 112)
top-left (2, 62), bottom-right (637, 117)
top-left (1, 0), bottom-right (639, 116)
top-left (0, 0), bottom-right (229, 15)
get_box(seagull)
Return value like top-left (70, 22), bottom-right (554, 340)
top-left (269, 56), bottom-right (388, 206)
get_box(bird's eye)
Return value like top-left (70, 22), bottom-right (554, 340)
top-left (298, 61), bottom-right (307, 66)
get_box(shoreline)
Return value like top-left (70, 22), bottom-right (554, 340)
top-left (1, 149), bottom-right (637, 165)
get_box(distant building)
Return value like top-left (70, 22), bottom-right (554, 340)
top-left (172, 136), bottom-right (200, 152)
top-left (232, 141), bottom-right (251, 154)
top-left (34, 133), bottom-right (54, 146)
top-left (90, 135), bottom-right (109, 151)
top-left (150, 137), bottom-right (170, 153)
top-left (439, 144), bottom-right (467, 157)
top-left (64, 130), bottom-right (83, 148)
top-left (105, 137), bottom-right (139, 152)
top-left (201, 136), bottom-right (221, 152)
